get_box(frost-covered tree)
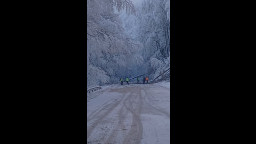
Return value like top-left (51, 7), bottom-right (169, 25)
top-left (87, 0), bottom-right (170, 87)
top-left (128, 0), bottom-right (170, 79)
top-left (87, 0), bottom-right (143, 87)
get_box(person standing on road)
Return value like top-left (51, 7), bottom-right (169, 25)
top-left (137, 77), bottom-right (139, 84)
top-left (145, 76), bottom-right (149, 83)
top-left (143, 77), bottom-right (145, 84)
top-left (126, 77), bottom-right (129, 85)
top-left (120, 78), bottom-right (123, 85)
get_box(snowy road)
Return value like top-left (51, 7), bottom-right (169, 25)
top-left (87, 82), bottom-right (170, 144)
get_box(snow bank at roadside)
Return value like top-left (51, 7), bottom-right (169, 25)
top-left (153, 81), bottom-right (170, 89)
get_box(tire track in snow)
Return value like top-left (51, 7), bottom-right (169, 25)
top-left (87, 92), bottom-right (128, 139)
top-left (143, 87), bottom-right (170, 118)
top-left (87, 98), bottom-right (120, 122)
top-left (122, 87), bottom-right (143, 144)
top-left (140, 86), bottom-right (170, 144)
top-left (105, 88), bottom-right (142, 144)
top-left (87, 84), bottom-right (170, 144)
top-left (105, 101), bottom-right (128, 144)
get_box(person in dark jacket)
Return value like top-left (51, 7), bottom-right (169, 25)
top-left (143, 77), bottom-right (145, 84)
top-left (120, 78), bottom-right (123, 85)
top-left (137, 77), bottom-right (139, 84)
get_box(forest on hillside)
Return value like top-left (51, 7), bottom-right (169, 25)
top-left (87, 0), bottom-right (170, 87)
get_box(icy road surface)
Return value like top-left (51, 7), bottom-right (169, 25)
top-left (87, 82), bottom-right (170, 144)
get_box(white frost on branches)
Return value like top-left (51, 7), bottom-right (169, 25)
top-left (87, 0), bottom-right (170, 87)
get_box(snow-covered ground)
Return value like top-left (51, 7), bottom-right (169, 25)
top-left (87, 81), bottom-right (170, 144)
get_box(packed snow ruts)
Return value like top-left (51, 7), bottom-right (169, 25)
top-left (87, 82), bottom-right (170, 144)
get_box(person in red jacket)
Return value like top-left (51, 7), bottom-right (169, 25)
top-left (145, 76), bottom-right (149, 83)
